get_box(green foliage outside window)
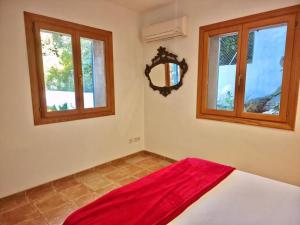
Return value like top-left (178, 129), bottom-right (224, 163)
top-left (42, 33), bottom-right (94, 92)
top-left (47, 103), bottom-right (69, 112)
top-left (217, 90), bottom-right (234, 110)
top-left (81, 39), bottom-right (94, 93)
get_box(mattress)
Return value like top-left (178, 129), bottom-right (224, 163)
top-left (169, 170), bottom-right (300, 225)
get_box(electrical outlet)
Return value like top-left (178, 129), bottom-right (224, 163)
top-left (128, 137), bottom-right (140, 144)
top-left (133, 137), bottom-right (140, 142)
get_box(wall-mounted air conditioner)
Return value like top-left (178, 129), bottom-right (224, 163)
top-left (142, 16), bottom-right (188, 42)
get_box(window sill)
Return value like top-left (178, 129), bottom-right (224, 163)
top-left (34, 110), bottom-right (115, 125)
top-left (196, 113), bottom-right (294, 130)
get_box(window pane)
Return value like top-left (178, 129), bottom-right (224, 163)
top-left (244, 24), bottom-right (287, 115)
top-left (170, 64), bottom-right (181, 86)
top-left (207, 32), bottom-right (238, 111)
top-left (80, 38), bottom-right (106, 108)
top-left (40, 30), bottom-right (76, 112)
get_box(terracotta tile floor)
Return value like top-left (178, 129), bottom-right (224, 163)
top-left (0, 151), bottom-right (174, 225)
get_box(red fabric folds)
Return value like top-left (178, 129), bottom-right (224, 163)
top-left (63, 158), bottom-right (235, 225)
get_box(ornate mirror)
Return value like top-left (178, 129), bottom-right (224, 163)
top-left (145, 47), bottom-right (188, 97)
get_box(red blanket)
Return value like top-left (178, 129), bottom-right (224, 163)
top-left (63, 158), bottom-right (234, 225)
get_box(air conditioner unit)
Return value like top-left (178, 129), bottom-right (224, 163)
top-left (142, 16), bottom-right (188, 42)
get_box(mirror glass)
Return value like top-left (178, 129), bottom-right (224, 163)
top-left (149, 63), bottom-right (181, 87)
top-left (145, 46), bottom-right (188, 96)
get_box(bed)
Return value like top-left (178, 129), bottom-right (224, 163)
top-left (63, 158), bottom-right (300, 225)
top-left (169, 170), bottom-right (300, 225)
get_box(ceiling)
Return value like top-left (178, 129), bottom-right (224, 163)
top-left (108, 0), bottom-right (175, 12)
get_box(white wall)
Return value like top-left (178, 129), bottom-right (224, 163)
top-left (0, 0), bottom-right (144, 198)
top-left (142, 0), bottom-right (300, 186)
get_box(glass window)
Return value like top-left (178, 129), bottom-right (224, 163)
top-left (40, 30), bottom-right (76, 112)
top-left (24, 12), bottom-right (115, 125)
top-left (244, 24), bottom-right (287, 115)
top-left (207, 32), bottom-right (238, 111)
top-left (197, 9), bottom-right (299, 130)
top-left (80, 38), bottom-right (106, 108)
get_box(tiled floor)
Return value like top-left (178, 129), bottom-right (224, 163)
top-left (0, 151), bottom-right (175, 225)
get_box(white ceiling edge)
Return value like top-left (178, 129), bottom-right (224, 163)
top-left (107, 0), bottom-right (176, 13)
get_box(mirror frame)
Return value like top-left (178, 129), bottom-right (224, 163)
top-left (145, 47), bottom-right (188, 97)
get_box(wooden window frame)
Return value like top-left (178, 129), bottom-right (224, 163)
top-left (196, 5), bottom-right (300, 130)
top-left (24, 12), bottom-right (115, 125)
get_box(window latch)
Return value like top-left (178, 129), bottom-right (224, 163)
top-left (238, 74), bottom-right (243, 87)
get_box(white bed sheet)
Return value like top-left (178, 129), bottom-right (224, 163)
top-left (169, 170), bottom-right (300, 225)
